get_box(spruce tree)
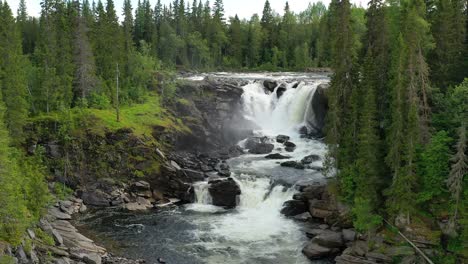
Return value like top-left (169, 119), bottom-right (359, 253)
top-left (0, 1), bottom-right (29, 142)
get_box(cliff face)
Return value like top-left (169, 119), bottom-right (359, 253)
top-left (169, 79), bottom-right (257, 151)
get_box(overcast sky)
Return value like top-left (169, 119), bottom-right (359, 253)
top-left (6, 0), bottom-right (366, 20)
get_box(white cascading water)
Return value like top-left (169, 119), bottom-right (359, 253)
top-left (185, 76), bottom-right (328, 263)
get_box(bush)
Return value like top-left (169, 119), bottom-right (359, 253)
top-left (88, 92), bottom-right (112, 109)
top-left (53, 183), bottom-right (73, 201)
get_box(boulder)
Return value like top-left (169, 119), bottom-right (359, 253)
top-left (280, 161), bottom-right (305, 170)
top-left (81, 190), bottom-right (111, 207)
top-left (302, 241), bottom-right (337, 260)
top-left (182, 169), bottom-right (205, 181)
top-left (248, 143), bottom-right (274, 154)
top-left (342, 229), bottom-right (357, 242)
top-left (130, 181), bottom-right (150, 192)
top-left (276, 86), bottom-right (287, 98)
top-left (276, 135), bottom-right (290, 143)
top-left (284, 141), bottom-right (297, 152)
top-left (301, 154), bottom-right (321, 164)
top-left (208, 178), bottom-right (241, 208)
top-left (280, 200), bottom-right (308, 216)
top-left (265, 153), bottom-right (291, 160)
top-left (305, 228), bottom-right (326, 238)
top-left (244, 137), bottom-right (269, 149)
top-left (293, 184), bottom-right (326, 201)
top-left (263, 80), bottom-right (278, 92)
top-left (48, 208), bottom-right (72, 220)
top-left (217, 162), bottom-right (231, 177)
top-left (312, 230), bottom-right (344, 248)
top-left (123, 197), bottom-right (153, 211)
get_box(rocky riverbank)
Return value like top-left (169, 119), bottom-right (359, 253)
top-left (1, 193), bottom-right (146, 264)
top-left (281, 182), bottom-right (440, 263)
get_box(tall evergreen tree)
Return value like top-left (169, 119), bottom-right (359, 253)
top-left (0, 1), bottom-right (29, 142)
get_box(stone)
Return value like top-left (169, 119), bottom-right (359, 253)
top-left (280, 161), bottom-right (305, 170)
top-left (27, 229), bottom-right (36, 239)
top-left (366, 252), bottom-right (392, 263)
top-left (263, 80), bottom-right (278, 92)
top-left (131, 181), bottom-right (151, 191)
top-left (54, 258), bottom-right (72, 264)
top-left (319, 224), bottom-right (329, 230)
top-left (170, 160), bottom-right (182, 170)
top-left (293, 212), bottom-right (312, 222)
top-left (284, 141), bottom-right (297, 152)
top-left (52, 229), bottom-right (64, 245)
top-left (182, 169), bottom-right (205, 181)
top-left (244, 137), bottom-right (269, 149)
top-left (301, 154), bottom-right (321, 164)
top-left (79, 204), bottom-right (87, 213)
top-left (248, 143), bottom-right (274, 154)
top-left (15, 246), bottom-right (28, 263)
top-left (276, 86), bottom-right (287, 98)
top-left (352, 240), bottom-right (369, 256)
top-left (280, 200), bottom-right (308, 216)
top-left (312, 230), bottom-right (344, 248)
top-left (305, 228), bottom-right (326, 238)
top-left (49, 208), bottom-right (72, 220)
top-left (342, 229), bottom-right (356, 242)
top-left (302, 241), bottom-right (336, 260)
top-left (81, 190), bottom-right (110, 207)
top-left (208, 178), bottom-right (241, 208)
top-left (276, 135), bottom-right (290, 143)
top-left (264, 153), bottom-right (291, 159)
top-left (83, 253), bottom-right (102, 264)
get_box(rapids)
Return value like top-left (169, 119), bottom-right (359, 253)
top-left (75, 72), bottom-right (331, 264)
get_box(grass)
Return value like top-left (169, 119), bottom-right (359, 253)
top-left (30, 93), bottom-right (190, 144)
top-left (84, 93), bottom-right (190, 138)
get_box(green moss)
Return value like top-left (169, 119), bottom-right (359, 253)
top-left (177, 98), bottom-right (191, 106)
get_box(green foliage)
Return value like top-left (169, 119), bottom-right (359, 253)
top-left (53, 183), bottom-right (74, 201)
top-left (352, 197), bottom-right (383, 233)
top-left (418, 131), bottom-right (452, 205)
top-left (33, 228), bottom-right (54, 246)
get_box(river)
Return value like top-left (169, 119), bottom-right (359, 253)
top-left (75, 72), bottom-right (331, 264)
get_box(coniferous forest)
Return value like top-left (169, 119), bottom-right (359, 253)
top-left (0, 0), bottom-right (467, 263)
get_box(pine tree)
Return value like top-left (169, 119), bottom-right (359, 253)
top-left (228, 15), bottom-right (243, 67)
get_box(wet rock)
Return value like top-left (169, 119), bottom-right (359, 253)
top-left (208, 178), bottom-right (241, 208)
top-left (299, 126), bottom-right (309, 135)
top-left (312, 230), bottom-right (344, 248)
top-left (276, 86), bottom-right (287, 98)
top-left (264, 153), bottom-right (291, 159)
top-left (302, 241), bottom-right (338, 260)
top-left (16, 246), bottom-right (28, 263)
top-left (281, 200), bottom-right (308, 216)
top-left (293, 212), bottom-right (312, 222)
top-left (280, 161), bottom-right (305, 169)
top-left (276, 135), bottom-right (290, 143)
top-left (284, 141), bottom-right (297, 152)
top-left (301, 154), bottom-right (321, 164)
top-left (244, 137), bottom-right (269, 149)
top-left (248, 143), bottom-right (274, 154)
top-left (217, 162), bottom-right (231, 177)
top-left (263, 80), bottom-right (278, 92)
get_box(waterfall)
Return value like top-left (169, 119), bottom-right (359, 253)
top-left (193, 181), bottom-right (212, 204)
top-left (241, 81), bottom-right (320, 136)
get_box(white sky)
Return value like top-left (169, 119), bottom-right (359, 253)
top-left (6, 0), bottom-right (366, 20)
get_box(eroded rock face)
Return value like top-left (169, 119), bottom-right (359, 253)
top-left (171, 80), bottom-right (257, 152)
top-left (263, 80), bottom-right (278, 92)
top-left (208, 178), bottom-right (241, 208)
top-left (304, 83), bottom-right (329, 138)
